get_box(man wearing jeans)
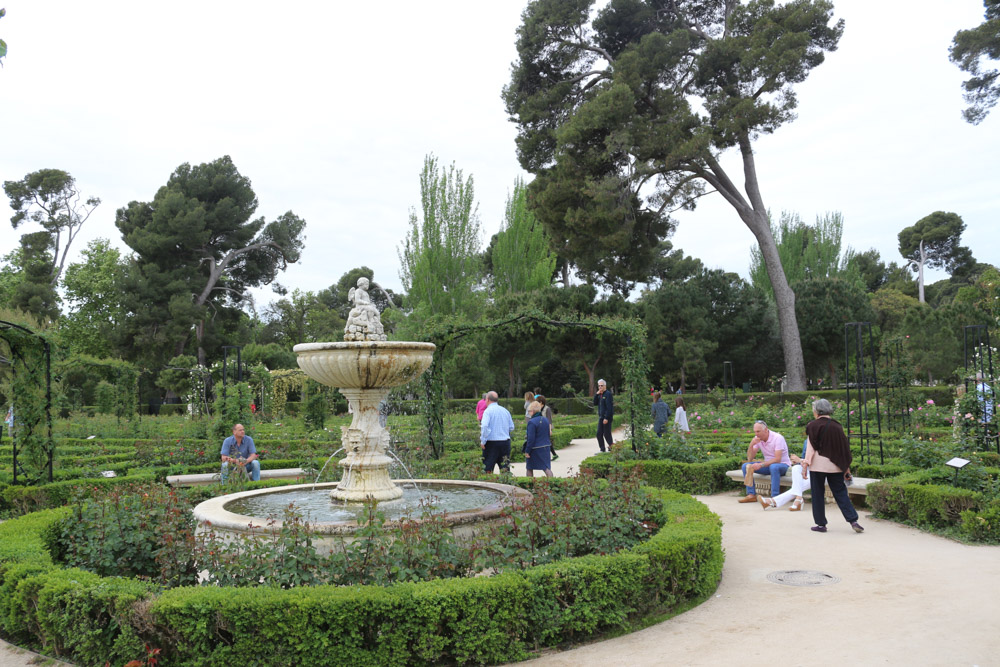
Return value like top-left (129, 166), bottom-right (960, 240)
top-left (739, 420), bottom-right (790, 503)
top-left (221, 423), bottom-right (261, 481)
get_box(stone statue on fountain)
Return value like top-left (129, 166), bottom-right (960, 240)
top-left (344, 277), bottom-right (386, 341)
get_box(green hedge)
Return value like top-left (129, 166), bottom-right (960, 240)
top-left (580, 456), bottom-right (742, 495)
top-left (0, 489), bottom-right (722, 666)
top-left (867, 469), bottom-right (1000, 543)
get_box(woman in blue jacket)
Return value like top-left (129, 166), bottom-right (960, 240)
top-left (524, 400), bottom-right (553, 477)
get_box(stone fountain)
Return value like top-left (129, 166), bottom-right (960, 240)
top-left (294, 277), bottom-right (434, 502)
top-left (192, 277), bottom-right (530, 549)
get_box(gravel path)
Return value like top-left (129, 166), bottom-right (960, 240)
top-left (515, 434), bottom-right (1000, 667)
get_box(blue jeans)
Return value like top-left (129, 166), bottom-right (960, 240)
top-left (221, 459), bottom-right (260, 481)
top-left (742, 462), bottom-right (789, 496)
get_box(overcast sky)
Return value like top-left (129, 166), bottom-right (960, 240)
top-left (1, 0), bottom-right (996, 311)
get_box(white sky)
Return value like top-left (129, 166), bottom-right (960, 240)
top-left (1, 0), bottom-right (996, 310)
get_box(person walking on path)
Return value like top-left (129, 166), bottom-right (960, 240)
top-left (594, 379), bottom-right (614, 452)
top-left (537, 394), bottom-right (558, 460)
top-left (651, 391), bottom-right (671, 436)
top-left (673, 395), bottom-right (690, 433)
top-left (480, 391), bottom-right (515, 474)
top-left (476, 392), bottom-right (489, 422)
top-left (804, 398), bottom-right (864, 533)
top-left (524, 400), bottom-right (553, 477)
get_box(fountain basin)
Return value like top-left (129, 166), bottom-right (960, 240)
top-left (293, 341), bottom-right (435, 389)
top-left (193, 480), bottom-right (531, 554)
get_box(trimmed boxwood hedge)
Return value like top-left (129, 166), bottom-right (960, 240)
top-left (866, 468), bottom-right (1000, 542)
top-left (580, 456), bottom-right (742, 495)
top-left (0, 488), bottom-right (722, 666)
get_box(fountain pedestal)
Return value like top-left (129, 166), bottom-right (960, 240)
top-left (335, 387), bottom-right (402, 501)
top-left (293, 340), bottom-right (436, 502)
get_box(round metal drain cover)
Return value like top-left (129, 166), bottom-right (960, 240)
top-left (767, 570), bottom-right (840, 586)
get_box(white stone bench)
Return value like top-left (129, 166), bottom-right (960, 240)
top-left (725, 469), bottom-right (877, 498)
top-left (166, 467), bottom-right (308, 487)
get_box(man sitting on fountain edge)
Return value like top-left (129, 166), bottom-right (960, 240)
top-left (221, 423), bottom-right (261, 481)
top-left (480, 391), bottom-right (515, 474)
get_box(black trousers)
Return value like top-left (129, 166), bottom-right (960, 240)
top-left (596, 419), bottom-right (613, 451)
top-left (810, 470), bottom-right (859, 526)
top-left (483, 439), bottom-right (511, 473)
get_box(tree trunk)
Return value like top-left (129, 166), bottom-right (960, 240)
top-left (827, 359), bottom-right (840, 389)
top-left (581, 355), bottom-right (601, 396)
top-left (740, 208), bottom-right (808, 391)
top-left (508, 356), bottom-right (515, 398)
top-left (917, 239), bottom-right (926, 303)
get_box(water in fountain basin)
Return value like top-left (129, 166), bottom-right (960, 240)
top-left (385, 448), bottom-right (424, 499)
top-left (312, 447), bottom-right (345, 490)
top-left (225, 483), bottom-right (506, 523)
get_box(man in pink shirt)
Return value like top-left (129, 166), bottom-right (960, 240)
top-left (738, 419), bottom-right (791, 503)
top-left (475, 392), bottom-right (489, 422)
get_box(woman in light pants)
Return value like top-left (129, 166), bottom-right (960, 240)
top-left (759, 440), bottom-right (808, 511)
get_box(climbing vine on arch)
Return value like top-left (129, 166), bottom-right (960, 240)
top-left (55, 354), bottom-right (139, 424)
top-left (419, 309), bottom-right (650, 459)
top-left (0, 320), bottom-right (53, 484)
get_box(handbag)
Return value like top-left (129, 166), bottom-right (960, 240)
top-left (522, 440), bottom-right (529, 455)
top-left (743, 464), bottom-right (756, 487)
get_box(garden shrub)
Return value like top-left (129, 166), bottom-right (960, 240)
top-left (867, 474), bottom-right (983, 529)
top-left (52, 484), bottom-right (198, 587)
top-left (94, 380), bottom-right (115, 415)
top-left (960, 501), bottom-right (1000, 543)
top-left (581, 456), bottom-right (741, 495)
top-left (0, 488), bottom-right (721, 666)
top-left (1, 472), bottom-right (159, 515)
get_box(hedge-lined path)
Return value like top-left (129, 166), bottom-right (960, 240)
top-left (509, 426), bottom-right (626, 478)
top-left (516, 491), bottom-right (1000, 666)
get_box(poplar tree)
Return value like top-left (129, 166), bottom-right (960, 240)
top-left (397, 155), bottom-right (482, 317)
top-left (491, 178), bottom-right (557, 295)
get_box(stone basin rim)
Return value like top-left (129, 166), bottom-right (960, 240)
top-left (194, 479), bottom-right (531, 536)
top-left (293, 341), bottom-right (436, 352)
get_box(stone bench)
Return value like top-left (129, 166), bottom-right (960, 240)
top-left (725, 469), bottom-right (877, 499)
top-left (166, 467), bottom-right (308, 487)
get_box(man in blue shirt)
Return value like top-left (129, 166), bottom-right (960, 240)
top-left (220, 423), bottom-right (260, 481)
top-left (480, 391), bottom-right (515, 473)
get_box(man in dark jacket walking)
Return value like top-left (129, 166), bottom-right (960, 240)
top-left (594, 379), bottom-right (614, 452)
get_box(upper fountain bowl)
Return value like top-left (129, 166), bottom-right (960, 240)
top-left (293, 341), bottom-right (435, 390)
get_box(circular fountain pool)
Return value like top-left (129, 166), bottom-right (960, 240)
top-left (193, 480), bottom-right (531, 552)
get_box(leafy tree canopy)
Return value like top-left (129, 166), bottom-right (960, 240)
top-left (397, 155), bottom-right (483, 320)
top-left (115, 156), bottom-right (305, 367)
top-left (504, 0), bottom-right (843, 390)
top-left (57, 238), bottom-right (128, 358)
top-left (749, 211), bottom-right (857, 297)
top-left (491, 177), bottom-right (557, 295)
top-left (4, 168), bottom-right (100, 288)
top-left (898, 211), bottom-right (974, 274)
top-left (951, 0), bottom-right (1000, 124)
top-left (793, 277), bottom-right (874, 385)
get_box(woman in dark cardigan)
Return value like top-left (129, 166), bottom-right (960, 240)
top-left (803, 398), bottom-right (864, 534)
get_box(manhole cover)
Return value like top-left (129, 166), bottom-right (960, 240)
top-left (766, 570), bottom-right (840, 586)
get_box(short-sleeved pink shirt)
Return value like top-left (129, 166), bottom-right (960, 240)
top-left (754, 430), bottom-right (791, 465)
